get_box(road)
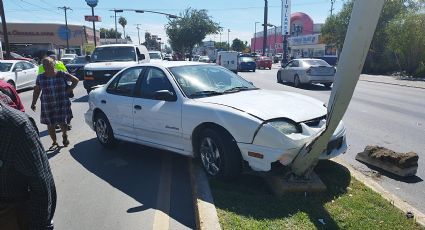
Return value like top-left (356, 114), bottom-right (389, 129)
top-left (18, 85), bottom-right (196, 230)
top-left (238, 65), bottom-right (425, 214)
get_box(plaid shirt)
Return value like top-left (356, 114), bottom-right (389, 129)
top-left (0, 101), bottom-right (56, 229)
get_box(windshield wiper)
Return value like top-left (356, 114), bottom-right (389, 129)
top-left (223, 86), bottom-right (258, 93)
top-left (190, 90), bottom-right (223, 98)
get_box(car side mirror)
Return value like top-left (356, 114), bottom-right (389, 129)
top-left (153, 90), bottom-right (176, 101)
top-left (15, 68), bottom-right (23, 72)
top-left (138, 54), bottom-right (145, 61)
top-left (85, 55), bottom-right (91, 62)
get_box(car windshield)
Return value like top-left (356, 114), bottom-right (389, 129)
top-left (149, 52), bottom-right (162, 59)
top-left (91, 46), bottom-right (136, 62)
top-left (169, 65), bottom-right (257, 98)
top-left (63, 54), bottom-right (75, 58)
top-left (69, 57), bottom-right (87, 64)
top-left (303, 59), bottom-right (330, 66)
top-left (0, 63), bottom-right (13, 72)
top-left (240, 57), bottom-right (254, 62)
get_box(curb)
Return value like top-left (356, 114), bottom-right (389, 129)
top-left (332, 157), bottom-right (425, 227)
top-left (189, 159), bottom-right (221, 230)
top-left (359, 79), bottom-right (425, 89)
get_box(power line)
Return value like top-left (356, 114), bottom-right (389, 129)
top-left (19, 0), bottom-right (62, 15)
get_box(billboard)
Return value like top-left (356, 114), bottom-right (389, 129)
top-left (281, 0), bottom-right (291, 35)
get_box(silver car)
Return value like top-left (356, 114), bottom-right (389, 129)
top-left (277, 58), bottom-right (336, 88)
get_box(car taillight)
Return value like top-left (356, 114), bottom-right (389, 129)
top-left (306, 68), bottom-right (312, 75)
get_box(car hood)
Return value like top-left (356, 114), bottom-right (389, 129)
top-left (84, 61), bottom-right (137, 71)
top-left (196, 89), bottom-right (326, 122)
top-left (66, 64), bottom-right (85, 67)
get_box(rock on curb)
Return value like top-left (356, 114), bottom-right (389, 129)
top-left (333, 157), bottom-right (425, 227)
top-left (189, 159), bottom-right (221, 230)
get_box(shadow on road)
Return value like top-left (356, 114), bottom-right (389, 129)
top-left (72, 95), bottom-right (88, 103)
top-left (69, 138), bottom-right (195, 229)
top-left (210, 160), bottom-right (351, 229)
top-left (279, 82), bottom-right (332, 91)
top-left (359, 161), bottom-right (423, 184)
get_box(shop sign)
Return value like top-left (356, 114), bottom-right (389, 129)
top-left (0, 30), bottom-right (54, 36)
top-left (289, 34), bottom-right (320, 46)
top-left (281, 0), bottom-right (291, 35)
top-left (85, 15), bottom-right (102, 22)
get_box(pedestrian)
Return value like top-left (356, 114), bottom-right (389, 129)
top-left (31, 57), bottom-right (79, 150)
top-left (0, 79), bottom-right (25, 112)
top-left (0, 101), bottom-right (56, 230)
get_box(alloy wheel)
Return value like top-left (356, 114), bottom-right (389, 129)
top-left (96, 118), bottom-right (109, 144)
top-left (200, 137), bottom-right (221, 176)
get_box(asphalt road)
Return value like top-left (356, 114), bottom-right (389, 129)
top-left (18, 85), bottom-right (196, 230)
top-left (238, 65), bottom-right (425, 214)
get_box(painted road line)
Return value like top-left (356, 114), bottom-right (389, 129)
top-left (153, 153), bottom-right (172, 230)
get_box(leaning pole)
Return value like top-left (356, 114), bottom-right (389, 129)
top-left (290, 0), bottom-right (386, 177)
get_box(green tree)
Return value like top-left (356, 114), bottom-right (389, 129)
top-left (142, 32), bottom-right (160, 50)
top-left (99, 28), bottom-right (122, 39)
top-left (166, 8), bottom-right (221, 57)
top-left (118, 16), bottom-right (127, 39)
top-left (387, 12), bottom-right (425, 75)
top-left (231, 38), bottom-right (246, 52)
top-left (215, 42), bottom-right (229, 51)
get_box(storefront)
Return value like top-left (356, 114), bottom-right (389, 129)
top-left (0, 23), bottom-right (99, 58)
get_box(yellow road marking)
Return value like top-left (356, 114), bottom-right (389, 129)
top-left (153, 154), bottom-right (172, 230)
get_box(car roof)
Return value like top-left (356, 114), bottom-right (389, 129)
top-left (137, 61), bottom-right (211, 68)
top-left (0, 60), bottom-right (21, 64)
top-left (149, 51), bottom-right (161, 53)
top-left (97, 44), bottom-right (139, 48)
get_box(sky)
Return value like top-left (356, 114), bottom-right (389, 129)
top-left (3, 0), bottom-right (344, 45)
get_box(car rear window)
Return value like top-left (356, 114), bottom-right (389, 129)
top-left (240, 57), bottom-right (254, 62)
top-left (303, 59), bottom-right (330, 66)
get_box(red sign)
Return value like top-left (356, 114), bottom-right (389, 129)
top-left (85, 15), bottom-right (101, 22)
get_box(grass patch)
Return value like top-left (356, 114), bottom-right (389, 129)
top-left (209, 160), bottom-right (423, 230)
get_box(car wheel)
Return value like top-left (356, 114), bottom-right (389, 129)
top-left (253, 69), bottom-right (256, 72)
top-left (7, 80), bottom-right (16, 89)
top-left (198, 129), bottom-right (242, 180)
top-left (94, 113), bottom-right (116, 148)
top-left (323, 83), bottom-right (332, 88)
top-left (277, 71), bottom-right (282, 83)
top-left (294, 75), bottom-right (301, 88)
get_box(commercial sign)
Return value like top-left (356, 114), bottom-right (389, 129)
top-left (281, 0), bottom-right (291, 35)
top-left (85, 15), bottom-right (102, 22)
top-left (289, 34), bottom-right (320, 46)
top-left (85, 0), bottom-right (98, 7)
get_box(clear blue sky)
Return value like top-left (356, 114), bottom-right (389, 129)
top-left (3, 0), bottom-right (344, 44)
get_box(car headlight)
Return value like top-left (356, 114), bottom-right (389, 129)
top-left (268, 120), bottom-right (302, 135)
top-left (86, 71), bottom-right (93, 76)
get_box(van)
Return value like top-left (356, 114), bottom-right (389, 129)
top-left (216, 51), bottom-right (239, 73)
top-left (83, 44), bottom-right (150, 93)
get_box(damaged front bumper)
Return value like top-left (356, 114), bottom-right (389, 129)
top-left (237, 120), bottom-right (347, 172)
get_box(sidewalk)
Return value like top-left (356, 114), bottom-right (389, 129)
top-left (360, 74), bottom-right (425, 89)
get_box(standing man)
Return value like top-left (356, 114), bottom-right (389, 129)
top-left (0, 101), bottom-right (56, 230)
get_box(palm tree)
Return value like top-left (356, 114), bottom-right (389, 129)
top-left (118, 16), bottom-right (127, 39)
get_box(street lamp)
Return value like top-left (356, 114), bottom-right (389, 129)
top-left (254, 22), bottom-right (260, 54)
top-left (85, 0), bottom-right (99, 47)
top-left (227, 29), bottom-right (230, 51)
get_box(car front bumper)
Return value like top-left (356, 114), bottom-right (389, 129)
top-left (237, 120), bottom-right (347, 172)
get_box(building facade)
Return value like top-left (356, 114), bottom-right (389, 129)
top-left (0, 23), bottom-right (100, 57)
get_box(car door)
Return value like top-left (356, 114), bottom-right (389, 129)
top-left (12, 62), bottom-right (25, 88)
top-left (132, 67), bottom-right (183, 151)
top-left (282, 61), bottom-right (293, 82)
top-left (22, 61), bottom-right (38, 87)
top-left (102, 66), bottom-right (145, 140)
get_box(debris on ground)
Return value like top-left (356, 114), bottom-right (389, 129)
top-left (318, 219), bottom-right (326, 225)
top-left (356, 145), bottom-right (419, 177)
top-left (406, 211), bottom-right (414, 219)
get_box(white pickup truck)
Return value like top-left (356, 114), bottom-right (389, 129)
top-left (83, 44), bottom-right (150, 93)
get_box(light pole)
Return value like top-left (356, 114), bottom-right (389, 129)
top-left (110, 9), bottom-right (124, 43)
top-left (254, 21), bottom-right (260, 53)
top-left (135, 24), bottom-right (141, 45)
top-left (227, 29), bottom-right (230, 51)
top-left (85, 0), bottom-right (99, 47)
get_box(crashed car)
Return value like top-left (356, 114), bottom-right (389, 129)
top-left (85, 61), bottom-right (347, 179)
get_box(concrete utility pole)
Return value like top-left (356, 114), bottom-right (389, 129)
top-left (263, 0), bottom-right (268, 56)
top-left (111, 9), bottom-right (123, 43)
top-left (0, 0), bottom-right (11, 58)
top-left (135, 24), bottom-right (141, 45)
top-left (58, 6), bottom-right (72, 52)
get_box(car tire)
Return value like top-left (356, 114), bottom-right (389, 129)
top-left (94, 113), bottom-right (116, 149)
top-left (253, 69), bottom-right (256, 72)
top-left (323, 83), bottom-right (332, 88)
top-left (198, 128), bottom-right (242, 180)
top-left (7, 80), bottom-right (16, 89)
top-left (294, 75), bottom-right (301, 88)
top-left (277, 71), bottom-right (282, 83)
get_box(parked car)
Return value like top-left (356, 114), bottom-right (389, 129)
top-left (3, 51), bottom-right (36, 64)
top-left (66, 56), bottom-right (88, 80)
top-left (0, 60), bottom-right (38, 90)
top-left (192, 55), bottom-right (200, 62)
top-left (238, 56), bottom-right (256, 72)
top-left (85, 61), bottom-right (347, 180)
top-left (198, 56), bottom-right (210, 63)
top-left (83, 44), bottom-right (150, 94)
top-left (216, 51), bottom-right (238, 73)
top-left (277, 58), bottom-right (336, 88)
top-left (273, 54), bottom-right (282, 63)
top-left (149, 51), bottom-right (163, 62)
top-left (256, 56), bottom-right (272, 70)
top-left (61, 53), bottom-right (78, 64)
top-left (163, 54), bottom-right (173, 61)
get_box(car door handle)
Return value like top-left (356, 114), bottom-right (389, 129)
top-left (134, 105), bottom-right (142, 110)
top-left (101, 100), bottom-right (106, 104)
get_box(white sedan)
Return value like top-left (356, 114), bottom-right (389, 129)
top-left (0, 60), bottom-right (38, 90)
top-left (85, 61), bottom-right (347, 179)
